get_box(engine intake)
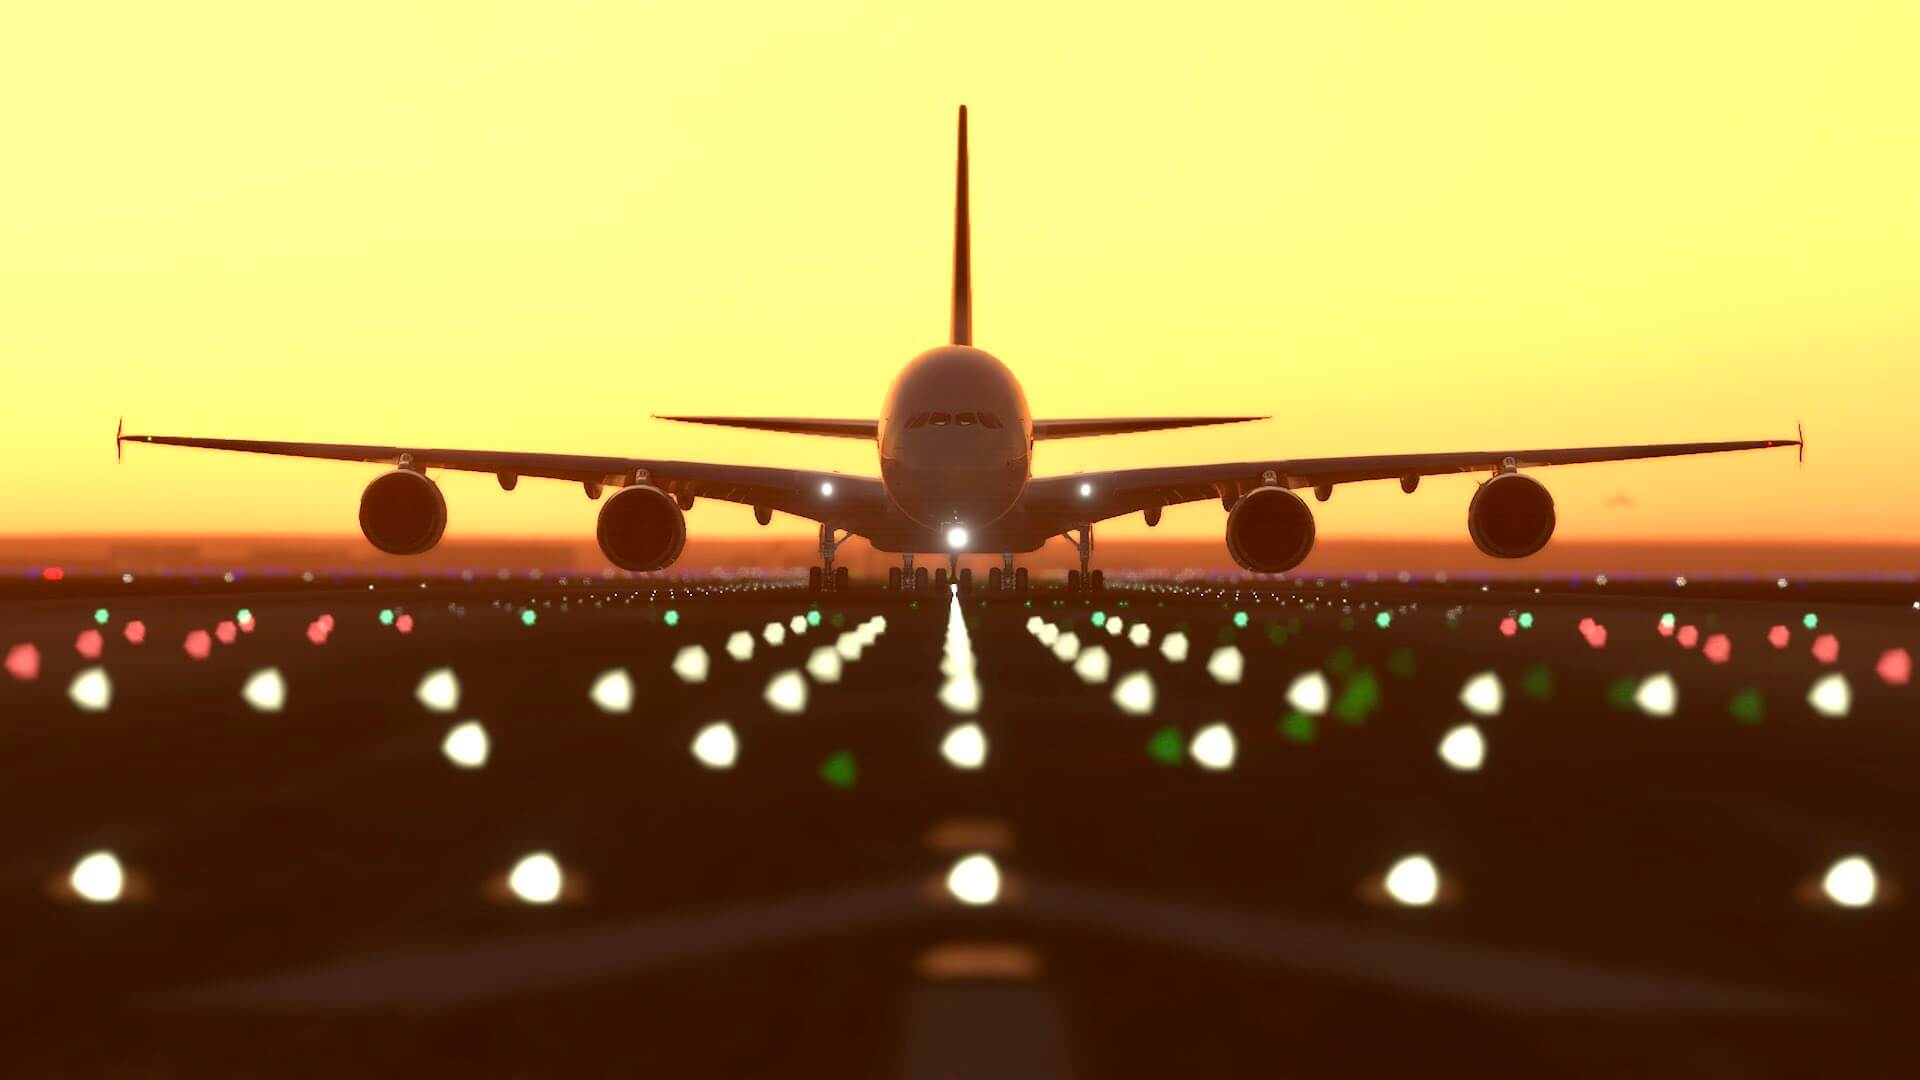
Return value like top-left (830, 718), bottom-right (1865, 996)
top-left (1225, 487), bottom-right (1316, 572)
top-left (359, 470), bottom-right (447, 555)
top-left (1468, 473), bottom-right (1556, 558)
top-left (597, 485), bottom-right (687, 571)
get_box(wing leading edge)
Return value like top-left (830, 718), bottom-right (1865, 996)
top-left (1022, 435), bottom-right (1802, 525)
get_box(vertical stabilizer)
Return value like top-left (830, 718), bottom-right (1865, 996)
top-left (951, 105), bottom-right (971, 346)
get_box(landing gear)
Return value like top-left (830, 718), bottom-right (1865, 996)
top-left (888, 566), bottom-right (902, 590)
top-left (988, 566), bottom-right (1002, 591)
top-left (1015, 566), bottom-right (1029, 593)
top-left (914, 566), bottom-right (930, 590)
top-left (935, 568), bottom-right (950, 590)
top-left (984, 554), bottom-right (1028, 595)
top-left (810, 524), bottom-right (852, 593)
top-left (1065, 525), bottom-right (1103, 594)
top-left (958, 567), bottom-right (973, 595)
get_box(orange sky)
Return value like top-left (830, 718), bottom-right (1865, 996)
top-left (3, 2), bottom-right (1914, 547)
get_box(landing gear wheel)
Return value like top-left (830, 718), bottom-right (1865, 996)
top-left (834, 566), bottom-right (849, 592)
top-left (808, 566), bottom-right (823, 592)
top-left (1067, 569), bottom-right (1081, 594)
top-left (935, 568), bottom-right (949, 590)
top-left (914, 567), bottom-right (930, 591)
top-left (988, 566), bottom-right (1002, 591)
top-left (888, 566), bottom-right (902, 591)
top-left (958, 568), bottom-right (973, 595)
top-left (1090, 569), bottom-right (1105, 592)
top-left (1014, 567), bottom-right (1029, 593)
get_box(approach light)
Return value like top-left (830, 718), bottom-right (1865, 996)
top-left (946, 526), bottom-right (969, 550)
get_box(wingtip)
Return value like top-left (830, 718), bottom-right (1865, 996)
top-left (1797, 421), bottom-right (1805, 464)
top-left (115, 415), bottom-right (123, 462)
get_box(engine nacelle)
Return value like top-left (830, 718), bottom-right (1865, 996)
top-left (359, 470), bottom-right (447, 555)
top-left (597, 485), bottom-right (687, 571)
top-left (1225, 487), bottom-right (1316, 572)
top-left (1468, 473), bottom-right (1556, 558)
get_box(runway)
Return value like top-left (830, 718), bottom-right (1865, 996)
top-left (3, 569), bottom-right (1915, 1076)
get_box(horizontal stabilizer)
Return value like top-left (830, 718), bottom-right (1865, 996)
top-left (654, 416), bottom-right (878, 440)
top-left (1031, 416), bottom-right (1267, 440)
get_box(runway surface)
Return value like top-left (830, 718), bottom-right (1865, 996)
top-left (4, 569), bottom-right (1918, 1077)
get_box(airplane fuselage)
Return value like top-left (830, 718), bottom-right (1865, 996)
top-left (877, 345), bottom-right (1032, 536)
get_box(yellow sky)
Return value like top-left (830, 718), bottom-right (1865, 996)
top-left (3, 2), bottom-right (1914, 545)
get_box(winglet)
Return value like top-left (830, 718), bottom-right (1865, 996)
top-left (1798, 422), bottom-right (1805, 465)
top-left (115, 415), bottom-right (124, 463)
top-left (951, 104), bottom-right (971, 347)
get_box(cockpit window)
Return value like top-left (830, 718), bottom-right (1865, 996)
top-left (929, 412), bottom-right (951, 426)
top-left (905, 412), bottom-right (930, 429)
top-left (978, 412), bottom-right (1003, 429)
top-left (955, 412), bottom-right (976, 427)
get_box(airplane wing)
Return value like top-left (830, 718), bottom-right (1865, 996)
top-left (653, 416), bottom-right (879, 439)
top-left (118, 430), bottom-right (887, 524)
top-left (1021, 435), bottom-right (1803, 524)
top-left (1030, 416), bottom-right (1266, 440)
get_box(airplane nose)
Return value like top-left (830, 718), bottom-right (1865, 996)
top-left (884, 456), bottom-right (1024, 528)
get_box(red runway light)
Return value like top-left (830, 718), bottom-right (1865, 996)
top-left (215, 621), bottom-right (237, 645)
top-left (1811, 634), bottom-right (1840, 664)
top-left (4, 643), bottom-right (39, 681)
top-left (183, 630), bottom-right (212, 660)
top-left (74, 629), bottom-right (103, 659)
top-left (124, 621), bottom-right (146, 644)
top-left (42, 567), bottom-right (64, 582)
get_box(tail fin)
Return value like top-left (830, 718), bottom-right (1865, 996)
top-left (951, 105), bottom-right (971, 346)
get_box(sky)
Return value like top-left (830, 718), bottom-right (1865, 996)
top-left (2, 1), bottom-right (1915, 546)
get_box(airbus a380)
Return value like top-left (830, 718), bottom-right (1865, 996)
top-left (122, 107), bottom-right (1801, 594)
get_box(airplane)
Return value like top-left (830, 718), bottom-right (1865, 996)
top-left (120, 106), bottom-right (1801, 595)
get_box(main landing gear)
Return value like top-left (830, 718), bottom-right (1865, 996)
top-left (808, 524), bottom-right (852, 593)
top-left (986, 553), bottom-right (1030, 595)
top-left (886, 554), bottom-right (936, 593)
top-left (1065, 525), bottom-right (1104, 594)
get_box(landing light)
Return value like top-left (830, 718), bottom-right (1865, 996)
top-left (820, 481), bottom-right (834, 497)
top-left (946, 526), bottom-right (969, 549)
top-left (1078, 482), bottom-right (1092, 498)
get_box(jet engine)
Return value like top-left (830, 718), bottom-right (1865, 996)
top-left (1468, 473), bottom-right (1556, 558)
top-left (1225, 487), bottom-right (1316, 572)
top-left (597, 485), bottom-right (687, 571)
top-left (359, 470), bottom-right (447, 555)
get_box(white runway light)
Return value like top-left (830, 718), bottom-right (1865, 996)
top-left (1128, 622), bottom-right (1151, 648)
top-left (70, 851), bottom-right (125, 903)
top-left (241, 667), bottom-right (287, 713)
top-left (1437, 723), bottom-right (1486, 771)
top-left (1206, 645), bottom-right (1244, 685)
top-left (1189, 723), bottom-right (1237, 770)
top-left (1384, 854), bottom-right (1440, 907)
top-left (1822, 855), bottom-right (1877, 908)
top-left (671, 645), bottom-right (710, 684)
top-left (1051, 631), bottom-right (1080, 662)
top-left (726, 631), bottom-right (755, 662)
top-left (442, 720), bottom-right (490, 768)
top-left (691, 721), bottom-right (739, 769)
top-left (1073, 645), bottom-right (1111, 684)
top-left (1159, 631), bottom-right (1189, 663)
top-left (67, 667), bottom-right (112, 712)
top-left (764, 670), bottom-right (808, 714)
top-left (789, 614), bottom-right (808, 636)
top-left (1111, 670), bottom-right (1156, 715)
top-left (589, 668), bottom-right (635, 713)
top-left (762, 622), bottom-right (786, 647)
top-left (1106, 615), bottom-right (1125, 637)
top-left (835, 632), bottom-right (864, 661)
top-left (1459, 671), bottom-right (1503, 717)
top-left (806, 646), bottom-right (843, 684)
top-left (507, 852), bottom-right (563, 904)
top-left (1808, 673), bottom-right (1852, 718)
top-left (1285, 671), bottom-right (1329, 716)
top-left (1634, 672), bottom-right (1678, 717)
top-left (416, 667), bottom-right (460, 713)
top-left (938, 674), bottom-right (982, 714)
top-left (946, 853), bottom-right (1002, 906)
top-left (940, 722), bottom-right (988, 769)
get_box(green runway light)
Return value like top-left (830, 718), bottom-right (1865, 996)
top-left (806, 610), bottom-right (822, 627)
top-left (1729, 687), bottom-right (1765, 724)
top-left (1802, 612), bottom-right (1819, 630)
top-left (1091, 611), bottom-right (1107, 628)
top-left (92, 608), bottom-right (109, 625)
top-left (1521, 664), bottom-right (1554, 700)
top-left (1375, 611), bottom-right (1391, 629)
top-left (664, 609), bottom-right (680, 626)
top-left (1326, 647), bottom-right (1356, 677)
top-left (1386, 647), bottom-right (1417, 679)
top-left (1606, 676), bottom-right (1637, 710)
top-left (820, 750), bottom-right (857, 789)
top-left (1334, 670), bottom-right (1380, 724)
top-left (1659, 612), bottom-right (1677, 630)
top-left (1147, 727), bottom-right (1184, 765)
top-left (520, 609), bottom-right (536, 626)
top-left (1517, 612), bottom-right (1534, 630)
top-left (379, 608), bottom-right (395, 626)
top-left (1232, 611), bottom-right (1249, 628)
top-left (1445, 613), bottom-right (1460, 630)
top-left (1265, 623), bottom-right (1287, 646)
top-left (830, 612), bottom-right (845, 627)
top-left (1280, 712), bottom-right (1317, 744)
